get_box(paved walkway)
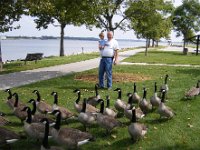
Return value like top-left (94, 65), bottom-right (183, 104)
top-left (0, 49), bottom-right (144, 90)
top-left (0, 46), bottom-right (196, 90)
top-left (120, 62), bottom-right (200, 67)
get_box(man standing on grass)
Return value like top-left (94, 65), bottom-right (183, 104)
top-left (98, 31), bottom-right (119, 90)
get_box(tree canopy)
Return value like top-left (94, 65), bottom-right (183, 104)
top-left (27, 0), bottom-right (94, 56)
top-left (0, 0), bottom-right (25, 33)
top-left (126, 0), bottom-right (173, 55)
top-left (172, 0), bottom-right (200, 48)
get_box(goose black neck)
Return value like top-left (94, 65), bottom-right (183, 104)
top-left (43, 121), bottom-right (50, 149)
top-left (36, 92), bottom-right (41, 102)
top-left (118, 91), bottom-right (122, 99)
top-left (154, 82), bottom-right (157, 93)
top-left (54, 112), bottom-right (61, 130)
top-left (133, 83), bottom-right (137, 93)
top-left (75, 92), bottom-right (81, 104)
top-left (14, 94), bottom-right (19, 107)
top-left (31, 101), bottom-right (36, 115)
top-left (165, 75), bottom-right (168, 84)
top-left (81, 100), bottom-right (87, 113)
top-left (131, 109), bottom-right (137, 123)
top-left (95, 85), bottom-right (98, 96)
top-left (100, 101), bottom-right (104, 114)
top-left (106, 98), bottom-right (110, 108)
top-left (196, 82), bottom-right (199, 88)
top-left (128, 96), bottom-right (133, 104)
top-left (7, 90), bottom-right (12, 99)
top-left (143, 90), bottom-right (147, 99)
top-left (53, 94), bottom-right (58, 105)
top-left (26, 108), bottom-right (32, 124)
top-left (161, 91), bottom-right (166, 103)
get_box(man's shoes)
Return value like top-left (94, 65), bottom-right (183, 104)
top-left (107, 87), bottom-right (112, 91)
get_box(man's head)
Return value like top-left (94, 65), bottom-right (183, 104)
top-left (107, 31), bottom-right (113, 41)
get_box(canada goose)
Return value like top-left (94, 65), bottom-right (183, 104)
top-left (125, 93), bottom-right (145, 120)
top-left (139, 88), bottom-right (152, 114)
top-left (33, 90), bottom-right (52, 113)
top-left (22, 106), bottom-right (51, 140)
top-left (51, 92), bottom-right (74, 120)
top-left (114, 88), bottom-right (126, 113)
top-left (12, 93), bottom-right (27, 122)
top-left (128, 109), bottom-right (147, 142)
top-left (160, 74), bottom-right (169, 97)
top-left (78, 98), bottom-right (96, 131)
top-left (28, 99), bottom-right (54, 124)
top-left (87, 84), bottom-right (101, 107)
top-left (73, 89), bottom-right (99, 113)
top-left (0, 127), bottom-right (20, 145)
top-left (150, 82), bottom-right (161, 108)
top-left (158, 90), bottom-right (174, 119)
top-left (131, 83), bottom-right (141, 104)
top-left (185, 80), bottom-right (200, 99)
top-left (103, 96), bottom-right (117, 118)
top-left (4, 89), bottom-right (16, 109)
top-left (96, 99), bottom-right (122, 134)
top-left (0, 113), bottom-right (10, 126)
top-left (40, 118), bottom-right (64, 150)
top-left (51, 110), bottom-right (95, 149)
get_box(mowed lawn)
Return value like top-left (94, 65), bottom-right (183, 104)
top-left (0, 62), bottom-right (200, 149)
top-left (123, 51), bottom-right (200, 65)
top-left (0, 52), bottom-right (99, 75)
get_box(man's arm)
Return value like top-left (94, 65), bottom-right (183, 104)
top-left (113, 49), bottom-right (119, 65)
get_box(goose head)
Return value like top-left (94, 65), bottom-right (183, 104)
top-left (133, 82), bottom-right (137, 93)
top-left (98, 99), bottom-right (104, 114)
top-left (73, 89), bottom-right (81, 94)
top-left (51, 110), bottom-right (61, 130)
top-left (21, 106), bottom-right (32, 123)
top-left (131, 108), bottom-right (137, 123)
top-left (27, 99), bottom-right (37, 115)
top-left (161, 90), bottom-right (166, 103)
top-left (154, 82), bottom-right (157, 93)
top-left (5, 89), bottom-right (12, 99)
top-left (51, 92), bottom-right (58, 105)
top-left (142, 88), bottom-right (147, 100)
top-left (114, 88), bottom-right (122, 99)
top-left (73, 89), bottom-right (81, 104)
top-left (127, 93), bottom-right (133, 104)
top-left (106, 96), bottom-right (110, 108)
top-left (12, 93), bottom-right (19, 107)
top-left (164, 74), bottom-right (169, 84)
top-left (32, 90), bottom-right (41, 102)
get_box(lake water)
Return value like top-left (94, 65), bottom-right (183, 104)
top-left (1, 39), bottom-right (170, 62)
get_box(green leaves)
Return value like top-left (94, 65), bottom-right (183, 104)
top-left (172, 0), bottom-right (200, 39)
top-left (0, 0), bottom-right (25, 32)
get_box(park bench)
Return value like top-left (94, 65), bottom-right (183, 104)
top-left (21, 53), bottom-right (43, 65)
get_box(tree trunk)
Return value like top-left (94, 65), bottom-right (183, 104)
top-left (156, 41), bottom-right (159, 47)
top-left (152, 39), bottom-right (155, 47)
top-left (148, 39), bottom-right (151, 48)
top-left (60, 24), bottom-right (66, 57)
top-left (145, 38), bottom-right (148, 56)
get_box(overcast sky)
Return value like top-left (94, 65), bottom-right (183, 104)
top-left (2, 0), bottom-right (183, 42)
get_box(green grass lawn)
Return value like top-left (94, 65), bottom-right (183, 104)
top-left (0, 52), bottom-right (99, 75)
top-left (0, 64), bottom-right (200, 150)
top-left (123, 51), bottom-right (200, 65)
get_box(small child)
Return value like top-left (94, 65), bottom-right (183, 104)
top-left (98, 32), bottom-right (106, 51)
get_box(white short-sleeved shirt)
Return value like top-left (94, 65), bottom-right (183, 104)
top-left (100, 39), bottom-right (119, 57)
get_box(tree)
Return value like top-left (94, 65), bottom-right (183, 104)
top-left (0, 0), bottom-right (25, 71)
top-left (172, 0), bottom-right (200, 49)
top-left (126, 0), bottom-right (173, 56)
top-left (88, 0), bottom-right (132, 33)
top-left (28, 0), bottom-right (93, 56)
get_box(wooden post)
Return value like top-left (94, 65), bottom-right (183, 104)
top-left (196, 35), bottom-right (199, 56)
top-left (0, 37), bottom-right (2, 71)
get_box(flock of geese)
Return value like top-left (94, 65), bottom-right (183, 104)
top-left (0, 75), bottom-right (200, 150)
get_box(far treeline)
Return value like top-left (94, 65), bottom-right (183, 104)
top-left (1, 0), bottom-right (200, 58)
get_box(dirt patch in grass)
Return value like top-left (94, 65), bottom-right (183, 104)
top-left (75, 73), bottom-right (151, 83)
